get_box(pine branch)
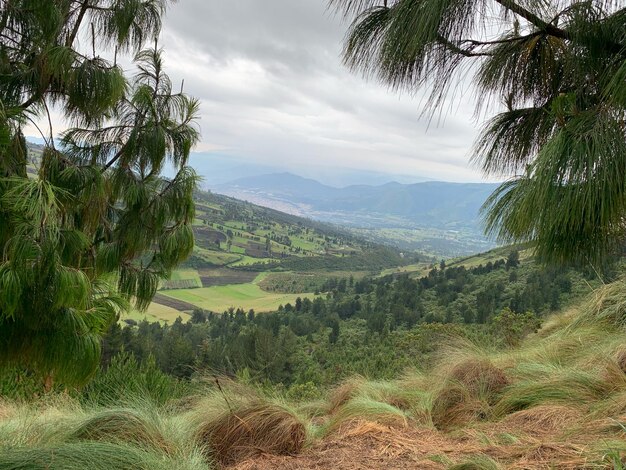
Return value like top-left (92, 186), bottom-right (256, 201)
top-left (66, 0), bottom-right (91, 47)
top-left (494, 0), bottom-right (570, 40)
top-left (437, 35), bottom-right (492, 57)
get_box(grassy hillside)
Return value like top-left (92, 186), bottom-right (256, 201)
top-left (214, 173), bottom-right (500, 256)
top-left (4, 280), bottom-right (626, 468)
top-left (188, 190), bottom-right (400, 271)
top-left (136, 190), bottom-right (409, 322)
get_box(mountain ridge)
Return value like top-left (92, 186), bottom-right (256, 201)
top-left (213, 172), bottom-right (500, 229)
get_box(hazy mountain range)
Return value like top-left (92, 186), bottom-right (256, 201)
top-left (25, 137), bottom-right (500, 255)
top-left (211, 173), bottom-right (501, 255)
top-left (213, 172), bottom-right (498, 228)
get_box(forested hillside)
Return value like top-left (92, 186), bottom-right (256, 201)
top-left (98, 248), bottom-right (601, 394)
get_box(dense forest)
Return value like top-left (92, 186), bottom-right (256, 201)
top-left (90, 251), bottom-right (599, 400)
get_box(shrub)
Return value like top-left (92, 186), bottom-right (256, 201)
top-left (81, 352), bottom-right (191, 407)
top-left (492, 308), bottom-right (541, 347)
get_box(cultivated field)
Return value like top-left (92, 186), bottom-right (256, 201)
top-left (157, 283), bottom-right (315, 313)
top-left (123, 303), bottom-right (191, 324)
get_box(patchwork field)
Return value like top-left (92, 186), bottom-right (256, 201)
top-left (157, 283), bottom-right (315, 313)
top-left (123, 303), bottom-right (191, 324)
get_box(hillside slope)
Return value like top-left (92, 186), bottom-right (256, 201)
top-left (140, 190), bottom-right (409, 321)
top-left (4, 280), bottom-right (626, 469)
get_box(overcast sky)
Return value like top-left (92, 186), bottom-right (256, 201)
top-left (155, 0), bottom-right (500, 183)
top-left (24, 1), bottom-right (497, 184)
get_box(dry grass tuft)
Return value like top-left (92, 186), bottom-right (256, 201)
top-left (573, 279), bottom-right (626, 329)
top-left (431, 359), bottom-right (508, 430)
top-left (0, 400), bottom-right (15, 421)
top-left (447, 359), bottom-right (509, 401)
top-left (70, 409), bottom-right (171, 453)
top-left (196, 402), bottom-right (306, 466)
top-left (614, 346), bottom-right (626, 374)
top-left (431, 385), bottom-right (490, 430)
top-left (324, 397), bottom-right (410, 435)
top-left (498, 405), bottom-right (582, 436)
top-left (327, 377), bottom-right (365, 413)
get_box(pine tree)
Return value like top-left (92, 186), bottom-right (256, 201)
top-left (0, 0), bottom-right (199, 387)
top-left (331, 0), bottom-right (626, 265)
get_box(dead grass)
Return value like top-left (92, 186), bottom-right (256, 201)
top-left (196, 402), bottom-right (306, 466)
top-left (497, 405), bottom-right (582, 437)
top-left (324, 397), bottom-right (410, 436)
top-left (230, 419), bottom-right (482, 470)
top-left (328, 377), bottom-right (366, 413)
top-left (431, 359), bottom-right (508, 430)
top-left (508, 442), bottom-right (592, 469)
top-left (614, 346), bottom-right (626, 374)
top-left (431, 385), bottom-right (490, 430)
top-left (0, 400), bottom-right (15, 421)
top-left (447, 359), bottom-right (510, 400)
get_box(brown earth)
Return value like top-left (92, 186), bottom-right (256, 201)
top-left (198, 268), bottom-right (258, 287)
top-left (152, 293), bottom-right (197, 312)
top-left (229, 419), bottom-right (602, 470)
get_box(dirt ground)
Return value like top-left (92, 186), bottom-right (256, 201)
top-left (230, 419), bottom-right (599, 470)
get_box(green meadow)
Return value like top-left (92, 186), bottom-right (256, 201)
top-left (158, 283), bottom-right (316, 313)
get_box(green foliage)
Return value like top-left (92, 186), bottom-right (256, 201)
top-left (0, 367), bottom-right (46, 400)
top-left (0, 1), bottom-right (199, 387)
top-left (332, 0), bottom-right (626, 265)
top-left (81, 352), bottom-right (191, 407)
top-left (491, 308), bottom-right (540, 347)
top-left (0, 442), bottom-right (208, 470)
top-left (102, 256), bottom-right (591, 391)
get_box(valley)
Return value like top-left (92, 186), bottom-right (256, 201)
top-left (212, 172), bottom-right (499, 256)
top-left (135, 189), bottom-right (413, 323)
top-left (4, 2), bottom-right (626, 469)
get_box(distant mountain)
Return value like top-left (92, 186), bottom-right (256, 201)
top-left (217, 173), bottom-right (339, 202)
top-left (212, 173), bottom-right (500, 256)
top-left (214, 172), bottom-right (498, 229)
top-left (24, 138), bottom-right (433, 187)
top-left (185, 152), bottom-right (433, 188)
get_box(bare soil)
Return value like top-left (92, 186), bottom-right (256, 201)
top-left (230, 419), bottom-right (601, 470)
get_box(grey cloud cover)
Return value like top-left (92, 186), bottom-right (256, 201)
top-left (160, 1), bottom-right (494, 182)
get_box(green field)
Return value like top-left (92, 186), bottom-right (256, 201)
top-left (158, 283), bottom-right (316, 313)
top-left (123, 303), bottom-right (191, 324)
top-left (160, 268), bottom-right (202, 289)
top-left (379, 262), bottom-right (429, 277)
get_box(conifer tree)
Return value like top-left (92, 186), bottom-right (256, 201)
top-left (331, 0), bottom-right (626, 265)
top-left (0, 0), bottom-right (199, 387)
